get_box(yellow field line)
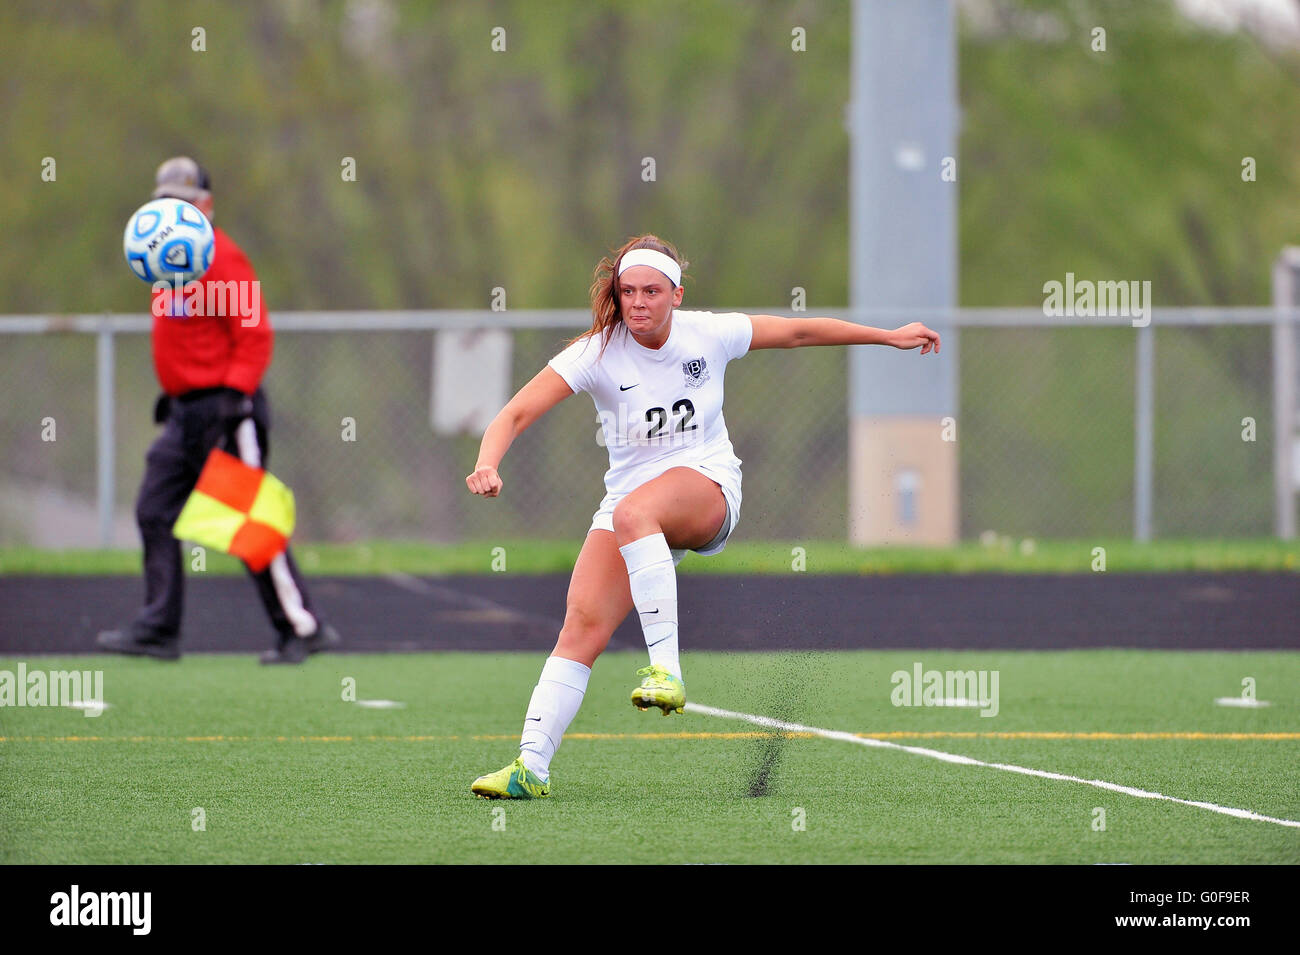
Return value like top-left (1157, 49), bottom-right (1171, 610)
top-left (1, 731), bottom-right (1297, 743)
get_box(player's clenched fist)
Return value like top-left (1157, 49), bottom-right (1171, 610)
top-left (466, 465), bottom-right (503, 497)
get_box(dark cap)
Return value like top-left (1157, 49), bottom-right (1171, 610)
top-left (152, 156), bottom-right (211, 201)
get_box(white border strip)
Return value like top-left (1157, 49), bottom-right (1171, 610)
top-left (689, 703), bottom-right (1300, 829)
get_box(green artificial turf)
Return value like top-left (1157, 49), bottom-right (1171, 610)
top-left (2, 537), bottom-right (1299, 576)
top-left (1, 650), bottom-right (1296, 864)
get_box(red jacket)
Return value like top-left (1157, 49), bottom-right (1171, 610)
top-left (150, 226), bottom-right (272, 396)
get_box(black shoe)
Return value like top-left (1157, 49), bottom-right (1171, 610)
top-left (259, 638), bottom-right (308, 665)
top-left (96, 629), bottom-right (181, 661)
top-left (259, 623), bottom-right (340, 665)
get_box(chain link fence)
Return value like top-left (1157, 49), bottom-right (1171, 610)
top-left (0, 309), bottom-right (1286, 547)
top-left (959, 322), bottom-right (1275, 539)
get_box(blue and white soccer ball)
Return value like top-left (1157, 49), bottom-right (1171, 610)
top-left (122, 197), bottom-right (214, 284)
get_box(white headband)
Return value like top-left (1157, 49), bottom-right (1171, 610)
top-left (617, 248), bottom-right (682, 287)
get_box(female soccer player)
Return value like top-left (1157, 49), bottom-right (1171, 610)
top-left (466, 235), bottom-right (939, 798)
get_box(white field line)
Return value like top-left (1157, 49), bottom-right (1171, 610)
top-left (1214, 697), bottom-right (1272, 708)
top-left (688, 703), bottom-right (1300, 830)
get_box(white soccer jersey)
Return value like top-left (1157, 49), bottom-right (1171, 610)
top-left (547, 309), bottom-right (753, 500)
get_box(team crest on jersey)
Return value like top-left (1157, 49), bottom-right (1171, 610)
top-left (682, 357), bottom-right (710, 388)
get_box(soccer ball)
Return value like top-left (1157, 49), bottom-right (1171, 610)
top-left (122, 197), bottom-right (214, 284)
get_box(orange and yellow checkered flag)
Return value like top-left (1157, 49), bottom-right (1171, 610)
top-left (173, 448), bottom-right (295, 572)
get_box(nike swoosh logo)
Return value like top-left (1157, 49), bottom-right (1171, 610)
top-left (647, 635), bottom-right (673, 647)
top-left (526, 716), bottom-right (542, 722)
top-left (620, 384), bottom-right (638, 391)
top-left (640, 608), bottom-right (660, 615)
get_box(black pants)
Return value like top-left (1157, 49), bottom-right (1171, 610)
top-left (131, 387), bottom-right (319, 643)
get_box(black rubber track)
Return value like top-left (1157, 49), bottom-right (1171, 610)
top-left (1, 572), bottom-right (1296, 655)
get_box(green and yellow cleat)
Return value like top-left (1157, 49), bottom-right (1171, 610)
top-left (470, 757), bottom-right (551, 799)
top-left (631, 664), bottom-right (685, 716)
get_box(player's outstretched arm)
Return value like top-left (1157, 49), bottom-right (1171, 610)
top-left (466, 366), bottom-right (574, 498)
top-left (747, 314), bottom-right (940, 355)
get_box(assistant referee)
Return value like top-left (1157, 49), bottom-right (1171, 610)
top-left (97, 157), bottom-right (339, 664)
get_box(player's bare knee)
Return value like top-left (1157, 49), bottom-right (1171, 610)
top-left (556, 616), bottom-right (608, 659)
top-left (611, 498), bottom-right (653, 540)
top-left (560, 602), bottom-right (600, 636)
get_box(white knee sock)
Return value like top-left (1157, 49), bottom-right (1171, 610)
top-left (518, 655), bottom-right (591, 780)
top-left (619, 532), bottom-right (681, 680)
